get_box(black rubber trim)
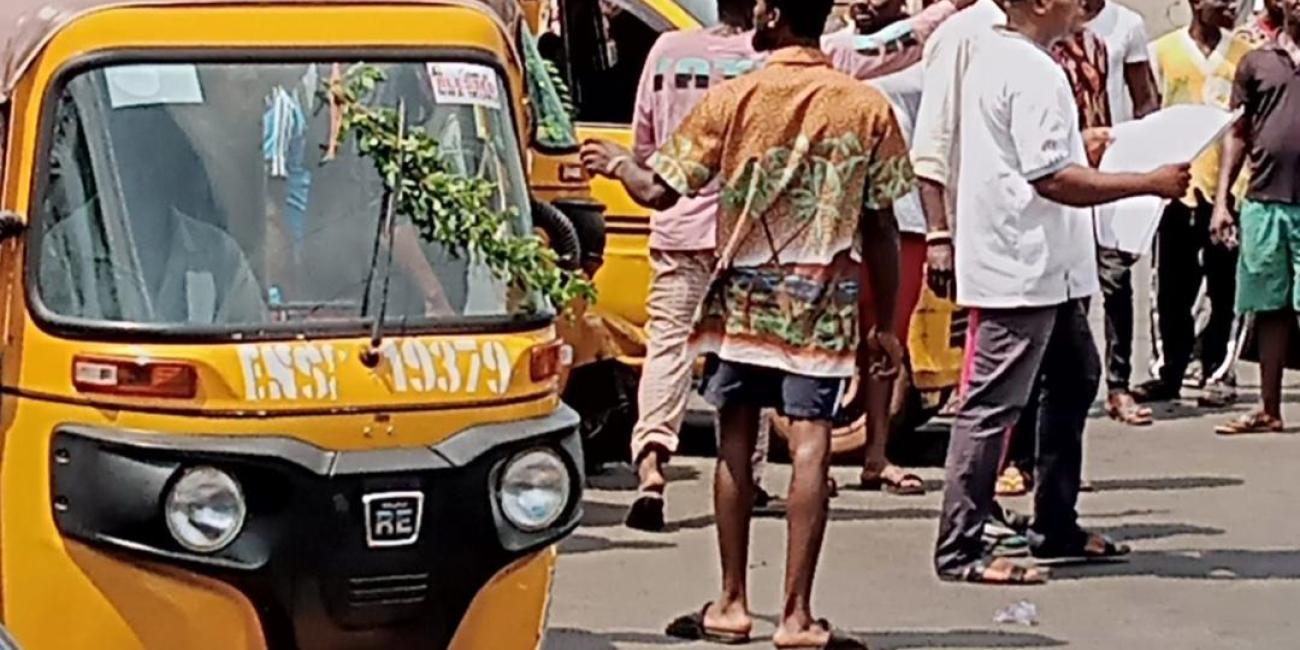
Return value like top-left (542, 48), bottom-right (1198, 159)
top-left (56, 404), bottom-right (580, 475)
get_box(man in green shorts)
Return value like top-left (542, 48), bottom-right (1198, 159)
top-left (1210, 0), bottom-right (1300, 435)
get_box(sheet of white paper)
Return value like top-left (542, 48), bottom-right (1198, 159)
top-left (105, 64), bottom-right (204, 109)
top-left (1095, 105), bottom-right (1238, 254)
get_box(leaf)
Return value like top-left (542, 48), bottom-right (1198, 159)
top-left (326, 64), bottom-right (595, 313)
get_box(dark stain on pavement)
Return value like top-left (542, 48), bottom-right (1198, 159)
top-left (1092, 522), bottom-right (1225, 542)
top-left (1085, 476), bottom-right (1244, 491)
top-left (560, 534), bottom-right (676, 556)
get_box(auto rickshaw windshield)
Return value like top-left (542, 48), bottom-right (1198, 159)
top-left (671, 0), bottom-right (718, 24)
top-left (34, 59), bottom-right (538, 335)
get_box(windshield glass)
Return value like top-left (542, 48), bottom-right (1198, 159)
top-left (675, 0), bottom-right (718, 24)
top-left (520, 27), bottom-right (579, 150)
top-left (36, 60), bottom-right (537, 335)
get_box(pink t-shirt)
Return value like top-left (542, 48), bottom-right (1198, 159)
top-left (633, 29), bottom-right (761, 251)
top-left (821, 0), bottom-right (958, 81)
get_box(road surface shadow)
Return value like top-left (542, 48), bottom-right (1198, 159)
top-left (1092, 522), bottom-right (1224, 542)
top-left (1053, 548), bottom-right (1300, 581)
top-left (665, 507), bottom-right (941, 533)
top-left (587, 464), bottom-right (702, 492)
top-left (1085, 476), bottom-right (1244, 491)
top-left (1080, 508), bottom-right (1172, 519)
top-left (559, 534), bottom-right (675, 556)
top-left (580, 500), bottom-right (636, 528)
top-left (862, 629), bottom-right (1067, 649)
top-left (542, 627), bottom-right (1065, 649)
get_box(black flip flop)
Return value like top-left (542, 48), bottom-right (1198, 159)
top-left (773, 619), bottom-right (868, 649)
top-left (858, 472), bottom-right (926, 496)
top-left (1033, 535), bottom-right (1131, 566)
top-left (665, 603), bottom-right (750, 644)
top-left (753, 487), bottom-right (787, 516)
top-left (625, 492), bottom-right (665, 532)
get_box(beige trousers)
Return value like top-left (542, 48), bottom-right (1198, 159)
top-left (631, 250), bottom-right (770, 484)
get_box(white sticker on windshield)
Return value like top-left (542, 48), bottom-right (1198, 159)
top-left (105, 64), bottom-right (205, 109)
top-left (427, 62), bottom-right (501, 110)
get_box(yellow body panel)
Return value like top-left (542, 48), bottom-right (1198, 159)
top-left (0, 5), bottom-right (563, 648)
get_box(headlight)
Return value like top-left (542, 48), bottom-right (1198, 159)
top-left (164, 466), bottom-right (247, 553)
top-left (498, 449), bottom-right (570, 532)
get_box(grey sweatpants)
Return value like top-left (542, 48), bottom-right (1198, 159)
top-left (935, 299), bottom-right (1101, 576)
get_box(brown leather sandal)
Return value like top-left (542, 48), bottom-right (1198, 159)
top-left (1106, 391), bottom-right (1153, 426)
top-left (1215, 412), bottom-right (1284, 436)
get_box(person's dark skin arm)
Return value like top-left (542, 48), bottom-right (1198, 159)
top-left (1211, 119), bottom-right (1250, 247)
top-left (862, 204), bottom-right (904, 378)
top-left (917, 177), bottom-right (954, 299)
top-left (1124, 62), bottom-right (1161, 118)
top-left (579, 140), bottom-right (682, 211)
top-left (1033, 162), bottom-right (1190, 206)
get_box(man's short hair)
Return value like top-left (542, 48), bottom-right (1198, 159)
top-left (773, 0), bottom-right (835, 38)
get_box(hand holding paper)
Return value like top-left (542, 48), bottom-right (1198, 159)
top-left (1094, 105), bottom-right (1239, 255)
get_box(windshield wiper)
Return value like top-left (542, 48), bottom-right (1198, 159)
top-left (359, 101), bottom-right (405, 368)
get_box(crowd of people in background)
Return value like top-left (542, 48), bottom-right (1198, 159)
top-left (578, 0), bottom-right (1299, 645)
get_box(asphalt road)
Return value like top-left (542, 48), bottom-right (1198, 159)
top-left (545, 263), bottom-right (1300, 650)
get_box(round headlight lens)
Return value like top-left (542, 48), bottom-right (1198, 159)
top-left (498, 449), bottom-right (570, 532)
top-left (164, 466), bottom-right (247, 553)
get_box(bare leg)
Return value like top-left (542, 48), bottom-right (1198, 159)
top-left (1258, 311), bottom-right (1290, 419)
top-left (772, 418), bottom-right (833, 648)
top-left (862, 375), bottom-right (892, 477)
top-left (636, 447), bottom-right (667, 495)
top-left (705, 403), bottom-right (758, 636)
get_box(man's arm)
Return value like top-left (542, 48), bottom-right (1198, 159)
top-left (1123, 19), bottom-right (1160, 118)
top-left (862, 205), bottom-right (900, 333)
top-left (912, 29), bottom-right (963, 298)
top-left (1212, 57), bottom-right (1256, 245)
top-left (1033, 163), bottom-right (1190, 207)
top-left (917, 177), bottom-right (954, 298)
top-left (580, 141), bottom-right (681, 211)
top-left (1124, 62), bottom-right (1161, 118)
top-left (831, 0), bottom-right (977, 81)
top-left (1210, 119), bottom-right (1249, 245)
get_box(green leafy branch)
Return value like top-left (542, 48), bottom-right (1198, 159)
top-left (327, 64), bottom-right (595, 313)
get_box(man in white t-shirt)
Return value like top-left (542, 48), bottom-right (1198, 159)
top-left (1086, 0), bottom-right (1161, 122)
top-left (933, 0), bottom-right (1190, 584)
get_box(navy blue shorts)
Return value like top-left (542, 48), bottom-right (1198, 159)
top-left (701, 357), bottom-right (847, 421)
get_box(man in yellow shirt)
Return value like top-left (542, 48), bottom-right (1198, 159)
top-left (1136, 0), bottom-right (1253, 405)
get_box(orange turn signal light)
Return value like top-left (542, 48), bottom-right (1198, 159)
top-left (529, 340), bottom-right (571, 382)
top-left (72, 356), bottom-right (198, 399)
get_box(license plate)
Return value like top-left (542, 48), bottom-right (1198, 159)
top-left (362, 491), bottom-right (424, 548)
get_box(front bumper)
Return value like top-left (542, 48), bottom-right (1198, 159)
top-left (50, 406), bottom-right (584, 649)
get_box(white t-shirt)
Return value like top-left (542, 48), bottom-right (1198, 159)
top-left (1086, 1), bottom-right (1152, 122)
top-left (911, 0), bottom-right (1006, 188)
top-left (955, 28), bottom-right (1100, 309)
top-left (869, 64), bottom-right (926, 235)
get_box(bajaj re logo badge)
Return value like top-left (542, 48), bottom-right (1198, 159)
top-left (363, 491), bottom-right (424, 548)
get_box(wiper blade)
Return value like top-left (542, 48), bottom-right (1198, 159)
top-left (359, 100), bottom-right (405, 368)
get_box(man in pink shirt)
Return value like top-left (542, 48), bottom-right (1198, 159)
top-left (821, 0), bottom-right (970, 80)
top-left (624, 0), bottom-right (762, 531)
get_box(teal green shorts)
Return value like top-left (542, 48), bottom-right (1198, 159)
top-left (1237, 199), bottom-right (1300, 313)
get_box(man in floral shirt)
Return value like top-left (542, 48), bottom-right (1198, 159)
top-left (581, 0), bottom-right (909, 645)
